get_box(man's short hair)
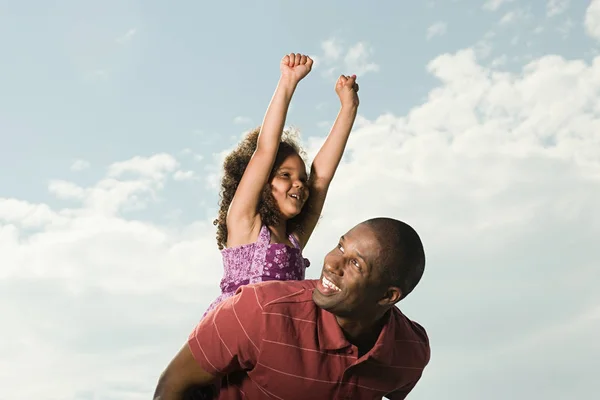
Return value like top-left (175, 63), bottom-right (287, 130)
top-left (364, 217), bottom-right (426, 300)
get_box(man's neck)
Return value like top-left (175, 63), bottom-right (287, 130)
top-left (336, 310), bottom-right (389, 356)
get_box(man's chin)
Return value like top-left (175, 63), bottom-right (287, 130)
top-left (312, 289), bottom-right (325, 307)
top-left (312, 290), bottom-right (335, 310)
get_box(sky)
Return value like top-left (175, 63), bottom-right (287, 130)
top-left (1, 0), bottom-right (600, 399)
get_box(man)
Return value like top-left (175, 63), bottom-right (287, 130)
top-left (154, 217), bottom-right (430, 399)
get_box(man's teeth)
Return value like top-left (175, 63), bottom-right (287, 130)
top-left (322, 277), bottom-right (341, 292)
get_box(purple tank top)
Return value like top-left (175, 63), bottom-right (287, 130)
top-left (203, 225), bottom-right (310, 317)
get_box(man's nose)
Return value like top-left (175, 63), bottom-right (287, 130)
top-left (325, 256), bottom-right (344, 275)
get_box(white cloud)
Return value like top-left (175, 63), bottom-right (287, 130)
top-left (483, 0), bottom-right (515, 11)
top-left (557, 18), bottom-right (574, 38)
top-left (315, 102), bottom-right (328, 111)
top-left (233, 116), bottom-right (252, 125)
top-left (0, 199), bottom-right (60, 230)
top-left (546, 0), bottom-right (570, 17)
top-left (318, 38), bottom-right (380, 77)
top-left (173, 170), bottom-right (196, 181)
top-left (497, 7), bottom-right (532, 25)
top-left (0, 154), bottom-right (221, 292)
top-left (48, 180), bottom-right (86, 200)
top-left (85, 69), bottom-right (109, 81)
top-left (70, 159), bottom-right (90, 171)
top-left (180, 148), bottom-right (204, 162)
top-left (317, 120), bottom-right (332, 129)
top-left (321, 38), bottom-right (343, 62)
top-left (585, 0), bottom-right (600, 41)
top-left (108, 153), bottom-right (178, 181)
top-left (491, 54), bottom-right (508, 67)
top-left (344, 42), bottom-right (380, 76)
top-left (116, 28), bottom-right (137, 44)
top-left (427, 22), bottom-right (448, 40)
top-left (3, 48), bottom-right (600, 399)
top-left (499, 10), bottom-right (517, 24)
top-left (204, 149), bottom-right (230, 190)
top-left (474, 31), bottom-right (496, 59)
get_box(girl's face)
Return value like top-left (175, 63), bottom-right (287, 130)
top-left (270, 153), bottom-right (309, 219)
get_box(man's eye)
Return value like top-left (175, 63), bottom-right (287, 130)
top-left (338, 244), bottom-right (344, 253)
top-left (352, 260), bottom-right (361, 270)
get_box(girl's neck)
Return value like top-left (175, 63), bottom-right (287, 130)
top-left (268, 221), bottom-right (291, 245)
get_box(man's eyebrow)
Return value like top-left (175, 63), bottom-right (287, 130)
top-left (355, 249), bottom-right (365, 262)
top-left (340, 235), bottom-right (365, 262)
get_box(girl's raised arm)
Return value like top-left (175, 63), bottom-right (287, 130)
top-left (293, 75), bottom-right (359, 249)
top-left (227, 53), bottom-right (313, 244)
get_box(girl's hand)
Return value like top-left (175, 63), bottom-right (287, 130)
top-left (280, 53), bottom-right (313, 85)
top-left (335, 74), bottom-right (360, 108)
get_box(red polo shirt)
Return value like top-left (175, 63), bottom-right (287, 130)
top-left (188, 280), bottom-right (430, 399)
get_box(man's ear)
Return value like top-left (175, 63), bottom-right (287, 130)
top-left (378, 286), bottom-right (402, 307)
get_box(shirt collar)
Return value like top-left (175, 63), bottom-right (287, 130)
top-left (317, 307), bottom-right (399, 364)
top-left (317, 307), bottom-right (351, 351)
top-left (364, 309), bottom-right (396, 364)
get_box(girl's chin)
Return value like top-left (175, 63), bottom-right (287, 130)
top-left (280, 207), bottom-right (303, 219)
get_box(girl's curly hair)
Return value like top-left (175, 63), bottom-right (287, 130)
top-left (213, 127), bottom-right (310, 250)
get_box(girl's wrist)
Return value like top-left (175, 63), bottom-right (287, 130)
top-left (339, 104), bottom-right (358, 113)
top-left (277, 76), bottom-right (299, 91)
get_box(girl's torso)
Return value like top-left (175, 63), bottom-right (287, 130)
top-left (203, 225), bottom-right (310, 316)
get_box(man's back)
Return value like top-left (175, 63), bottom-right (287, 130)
top-left (188, 279), bottom-right (430, 399)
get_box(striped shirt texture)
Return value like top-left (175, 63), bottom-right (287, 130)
top-left (188, 279), bottom-right (430, 399)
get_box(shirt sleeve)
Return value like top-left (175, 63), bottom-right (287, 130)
top-left (385, 374), bottom-right (422, 400)
top-left (187, 285), bottom-right (264, 376)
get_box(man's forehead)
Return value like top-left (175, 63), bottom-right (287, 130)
top-left (343, 223), bottom-right (381, 252)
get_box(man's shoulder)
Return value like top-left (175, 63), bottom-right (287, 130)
top-left (391, 308), bottom-right (431, 367)
top-left (237, 279), bottom-right (318, 309)
top-left (393, 309), bottom-right (429, 342)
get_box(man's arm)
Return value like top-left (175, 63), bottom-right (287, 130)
top-left (153, 343), bottom-right (217, 400)
top-left (153, 286), bottom-right (264, 399)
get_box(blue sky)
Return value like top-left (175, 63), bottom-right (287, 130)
top-left (1, 0), bottom-right (600, 399)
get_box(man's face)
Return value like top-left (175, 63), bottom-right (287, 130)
top-left (312, 223), bottom-right (385, 318)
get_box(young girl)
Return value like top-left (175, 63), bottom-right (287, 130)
top-left (204, 52), bottom-right (360, 316)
